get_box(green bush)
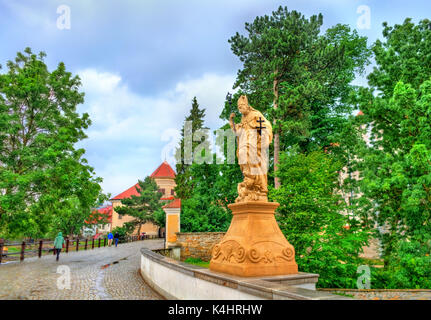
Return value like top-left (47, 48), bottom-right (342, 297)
top-left (372, 238), bottom-right (431, 289)
top-left (111, 226), bottom-right (130, 243)
top-left (270, 150), bottom-right (370, 288)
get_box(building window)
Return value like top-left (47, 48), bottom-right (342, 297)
top-left (171, 189), bottom-right (175, 195)
top-left (158, 188), bottom-right (165, 195)
top-left (118, 214), bottom-right (122, 220)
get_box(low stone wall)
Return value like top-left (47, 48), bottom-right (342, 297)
top-left (140, 248), bottom-right (345, 300)
top-left (175, 232), bottom-right (226, 261)
top-left (175, 233), bottom-right (382, 262)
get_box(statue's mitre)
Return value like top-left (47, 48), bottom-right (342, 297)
top-left (238, 95), bottom-right (248, 104)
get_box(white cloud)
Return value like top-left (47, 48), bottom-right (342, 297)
top-left (76, 69), bottom-right (235, 197)
top-left (173, 73), bottom-right (236, 128)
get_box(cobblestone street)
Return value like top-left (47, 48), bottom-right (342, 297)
top-left (0, 240), bottom-right (164, 300)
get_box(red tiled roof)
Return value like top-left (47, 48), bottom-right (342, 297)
top-left (161, 196), bottom-right (175, 201)
top-left (111, 187), bottom-right (177, 201)
top-left (111, 183), bottom-right (140, 200)
top-left (86, 205), bottom-right (113, 224)
top-left (150, 161), bottom-right (176, 178)
top-left (162, 198), bottom-right (181, 209)
top-left (110, 162), bottom-right (175, 201)
top-left (357, 110), bottom-right (364, 116)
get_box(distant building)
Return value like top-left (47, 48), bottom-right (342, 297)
top-left (110, 161), bottom-right (180, 241)
top-left (83, 205), bottom-right (113, 236)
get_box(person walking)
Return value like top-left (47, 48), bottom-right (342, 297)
top-left (53, 232), bottom-right (65, 261)
top-left (114, 232), bottom-right (120, 247)
top-left (107, 232), bottom-right (113, 247)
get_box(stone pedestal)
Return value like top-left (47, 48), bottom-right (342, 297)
top-left (209, 201), bottom-right (298, 277)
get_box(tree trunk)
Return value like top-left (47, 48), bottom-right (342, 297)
top-left (273, 77), bottom-right (281, 189)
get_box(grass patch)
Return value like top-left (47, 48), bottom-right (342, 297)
top-left (184, 257), bottom-right (210, 268)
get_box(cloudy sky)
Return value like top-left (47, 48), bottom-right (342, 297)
top-left (1, 0), bottom-right (430, 197)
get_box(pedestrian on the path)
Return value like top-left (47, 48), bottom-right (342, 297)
top-left (114, 232), bottom-right (120, 247)
top-left (53, 232), bottom-right (65, 261)
top-left (107, 232), bottom-right (113, 247)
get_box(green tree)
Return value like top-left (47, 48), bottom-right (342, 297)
top-left (270, 150), bottom-right (369, 288)
top-left (57, 197), bottom-right (110, 238)
top-left (355, 19), bottom-right (431, 265)
top-left (111, 225), bottom-right (132, 243)
top-left (174, 97), bottom-right (206, 199)
top-left (153, 204), bottom-right (166, 228)
top-left (179, 114), bottom-right (242, 232)
top-left (372, 237), bottom-right (431, 289)
top-left (181, 162), bottom-right (232, 232)
top-left (0, 48), bottom-right (105, 238)
top-left (225, 6), bottom-right (370, 187)
top-left (115, 176), bottom-right (165, 235)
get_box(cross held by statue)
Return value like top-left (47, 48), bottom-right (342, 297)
top-left (255, 117), bottom-right (266, 135)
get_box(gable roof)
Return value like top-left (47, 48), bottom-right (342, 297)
top-left (150, 161), bottom-right (176, 178)
top-left (161, 196), bottom-right (175, 201)
top-left (110, 162), bottom-right (176, 201)
top-left (111, 183), bottom-right (140, 200)
top-left (162, 198), bottom-right (181, 209)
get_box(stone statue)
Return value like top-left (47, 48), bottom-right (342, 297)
top-left (210, 94), bottom-right (298, 277)
top-left (229, 95), bottom-right (273, 203)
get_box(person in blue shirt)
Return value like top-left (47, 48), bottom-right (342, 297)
top-left (107, 232), bottom-right (113, 247)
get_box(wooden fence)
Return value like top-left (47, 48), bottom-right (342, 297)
top-left (0, 234), bottom-right (159, 264)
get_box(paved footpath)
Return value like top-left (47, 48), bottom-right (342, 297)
top-left (0, 240), bottom-right (164, 300)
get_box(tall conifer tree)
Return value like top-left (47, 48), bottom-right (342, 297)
top-left (224, 6), bottom-right (370, 187)
top-left (174, 97), bottom-right (206, 199)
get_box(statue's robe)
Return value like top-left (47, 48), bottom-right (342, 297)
top-left (234, 108), bottom-right (272, 201)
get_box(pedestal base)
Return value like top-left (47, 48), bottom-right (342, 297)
top-left (210, 201), bottom-right (298, 277)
